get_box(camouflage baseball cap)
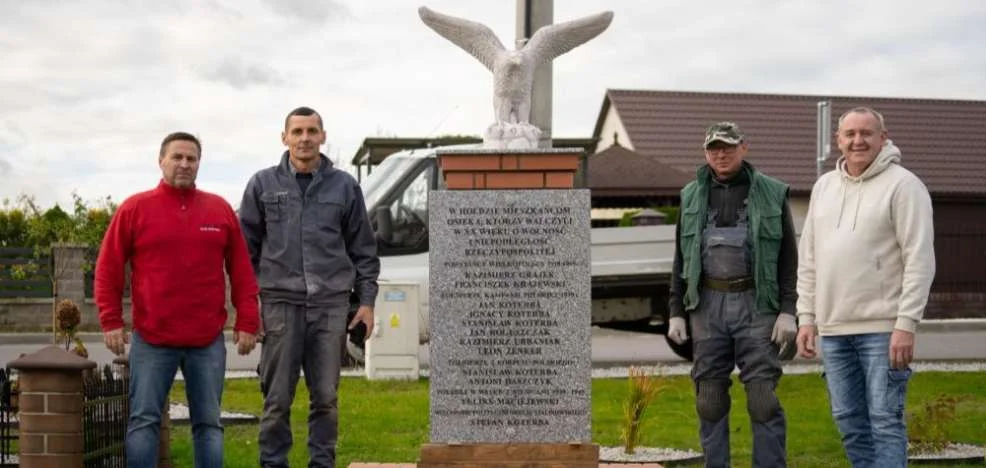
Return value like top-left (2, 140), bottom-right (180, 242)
top-left (703, 122), bottom-right (744, 148)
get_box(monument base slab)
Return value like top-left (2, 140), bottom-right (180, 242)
top-left (418, 443), bottom-right (599, 468)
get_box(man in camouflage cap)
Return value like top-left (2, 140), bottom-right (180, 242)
top-left (667, 122), bottom-right (799, 467)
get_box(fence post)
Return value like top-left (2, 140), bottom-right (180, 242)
top-left (49, 244), bottom-right (90, 337)
top-left (8, 345), bottom-right (95, 468)
top-left (114, 354), bottom-right (172, 468)
top-left (51, 244), bottom-right (89, 329)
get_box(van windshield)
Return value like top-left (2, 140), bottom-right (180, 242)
top-left (361, 156), bottom-right (420, 210)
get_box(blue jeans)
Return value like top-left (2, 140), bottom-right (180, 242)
top-left (821, 333), bottom-right (911, 468)
top-left (127, 331), bottom-right (226, 468)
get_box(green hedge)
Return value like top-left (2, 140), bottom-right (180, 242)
top-left (617, 206), bottom-right (680, 227)
top-left (0, 193), bottom-right (115, 251)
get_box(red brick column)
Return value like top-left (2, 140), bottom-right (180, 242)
top-left (437, 149), bottom-right (581, 190)
top-left (9, 346), bottom-right (96, 468)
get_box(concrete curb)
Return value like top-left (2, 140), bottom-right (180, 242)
top-left (913, 318), bottom-right (986, 333)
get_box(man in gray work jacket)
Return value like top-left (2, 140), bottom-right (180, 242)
top-left (239, 106), bottom-right (380, 468)
top-left (666, 122), bottom-right (799, 467)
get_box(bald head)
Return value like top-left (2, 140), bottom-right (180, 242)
top-left (838, 106), bottom-right (886, 132)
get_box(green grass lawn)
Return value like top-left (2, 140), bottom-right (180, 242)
top-left (168, 372), bottom-right (986, 467)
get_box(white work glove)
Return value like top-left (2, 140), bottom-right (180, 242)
top-left (772, 313), bottom-right (798, 358)
top-left (667, 316), bottom-right (688, 345)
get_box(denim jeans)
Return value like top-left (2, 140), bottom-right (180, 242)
top-left (821, 333), bottom-right (911, 468)
top-left (127, 331), bottom-right (226, 468)
top-left (258, 300), bottom-right (348, 468)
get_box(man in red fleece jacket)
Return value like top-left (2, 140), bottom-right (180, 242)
top-left (95, 131), bottom-right (260, 468)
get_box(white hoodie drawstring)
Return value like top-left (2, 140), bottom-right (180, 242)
top-left (836, 178), bottom-right (862, 231)
top-left (837, 181), bottom-right (847, 229)
top-left (852, 182), bottom-right (863, 232)
top-left (834, 140), bottom-right (900, 232)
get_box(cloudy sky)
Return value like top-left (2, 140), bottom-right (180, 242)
top-left (1, 0), bottom-right (984, 210)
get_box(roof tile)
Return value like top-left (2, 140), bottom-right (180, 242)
top-left (598, 90), bottom-right (986, 195)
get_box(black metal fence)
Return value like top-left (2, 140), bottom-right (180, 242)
top-left (82, 364), bottom-right (128, 468)
top-left (0, 367), bottom-right (17, 467)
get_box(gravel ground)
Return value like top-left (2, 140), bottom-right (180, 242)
top-left (597, 442), bottom-right (986, 464)
top-left (585, 360), bottom-right (986, 379)
top-left (909, 443), bottom-right (986, 462)
top-left (599, 445), bottom-right (703, 463)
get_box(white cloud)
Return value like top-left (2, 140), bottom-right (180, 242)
top-left (259, 0), bottom-right (351, 24)
top-left (0, 0), bottom-right (984, 209)
top-left (197, 56), bottom-right (286, 89)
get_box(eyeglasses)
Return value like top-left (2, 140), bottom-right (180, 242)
top-left (705, 147), bottom-right (739, 156)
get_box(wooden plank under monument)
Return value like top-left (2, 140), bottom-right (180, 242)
top-left (418, 443), bottom-right (598, 468)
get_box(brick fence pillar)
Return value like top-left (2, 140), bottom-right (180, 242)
top-left (8, 345), bottom-right (96, 468)
top-left (113, 354), bottom-right (172, 468)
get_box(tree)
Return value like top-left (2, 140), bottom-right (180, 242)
top-left (0, 199), bottom-right (29, 247)
top-left (6, 193), bottom-right (117, 340)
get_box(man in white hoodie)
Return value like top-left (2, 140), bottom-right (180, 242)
top-left (796, 107), bottom-right (935, 467)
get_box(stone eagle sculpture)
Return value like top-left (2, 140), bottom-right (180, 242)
top-left (418, 6), bottom-right (614, 149)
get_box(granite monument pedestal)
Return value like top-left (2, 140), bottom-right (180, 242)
top-left (420, 148), bottom-right (597, 468)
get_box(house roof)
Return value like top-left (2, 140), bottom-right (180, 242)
top-left (350, 136), bottom-right (482, 167)
top-left (594, 89), bottom-right (986, 196)
top-left (588, 143), bottom-right (691, 197)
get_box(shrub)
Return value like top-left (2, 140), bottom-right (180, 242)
top-left (908, 393), bottom-right (964, 454)
top-left (55, 299), bottom-right (88, 358)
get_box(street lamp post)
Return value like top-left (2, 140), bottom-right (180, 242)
top-left (816, 100), bottom-right (831, 179)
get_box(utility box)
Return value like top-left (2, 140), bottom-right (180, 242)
top-left (365, 281), bottom-right (421, 380)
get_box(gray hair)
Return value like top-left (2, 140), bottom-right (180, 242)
top-left (838, 106), bottom-right (886, 131)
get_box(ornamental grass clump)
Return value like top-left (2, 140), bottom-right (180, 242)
top-left (908, 393), bottom-right (965, 454)
top-left (620, 365), bottom-right (669, 454)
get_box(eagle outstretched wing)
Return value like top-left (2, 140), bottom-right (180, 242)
top-left (524, 11), bottom-right (613, 66)
top-left (418, 6), bottom-right (507, 72)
